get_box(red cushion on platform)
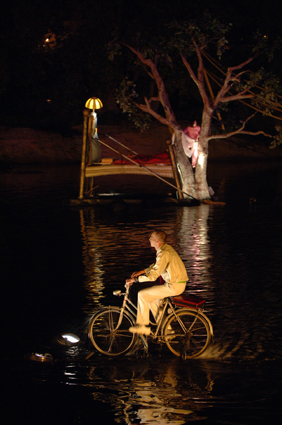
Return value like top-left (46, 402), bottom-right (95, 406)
top-left (113, 152), bottom-right (171, 165)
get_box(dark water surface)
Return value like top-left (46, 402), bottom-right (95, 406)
top-left (1, 161), bottom-right (282, 425)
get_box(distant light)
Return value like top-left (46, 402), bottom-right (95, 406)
top-left (62, 333), bottom-right (80, 344)
top-left (42, 32), bottom-right (56, 49)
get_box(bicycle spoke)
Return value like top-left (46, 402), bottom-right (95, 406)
top-left (164, 310), bottom-right (211, 358)
top-left (108, 310), bottom-right (114, 332)
top-left (89, 308), bottom-right (136, 356)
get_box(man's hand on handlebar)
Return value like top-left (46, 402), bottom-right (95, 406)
top-left (126, 269), bottom-right (146, 286)
top-left (125, 278), bottom-right (134, 286)
top-left (131, 269), bottom-right (145, 278)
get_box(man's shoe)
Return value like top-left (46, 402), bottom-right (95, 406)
top-left (165, 330), bottom-right (175, 341)
top-left (129, 325), bottom-right (151, 336)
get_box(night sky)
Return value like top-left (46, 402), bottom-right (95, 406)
top-left (1, 0), bottom-right (281, 130)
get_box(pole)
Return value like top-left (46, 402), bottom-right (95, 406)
top-left (203, 68), bottom-right (225, 131)
top-left (105, 134), bottom-right (139, 155)
top-left (167, 140), bottom-right (183, 200)
top-left (79, 109), bottom-right (90, 199)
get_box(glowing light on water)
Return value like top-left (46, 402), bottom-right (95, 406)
top-left (27, 353), bottom-right (53, 363)
top-left (62, 333), bottom-right (80, 344)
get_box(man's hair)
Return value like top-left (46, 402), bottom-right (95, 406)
top-left (154, 230), bottom-right (167, 243)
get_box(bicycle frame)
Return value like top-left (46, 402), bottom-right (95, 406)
top-left (88, 283), bottom-right (213, 358)
top-left (113, 284), bottom-right (213, 340)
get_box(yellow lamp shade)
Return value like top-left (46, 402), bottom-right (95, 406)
top-left (85, 97), bottom-right (103, 110)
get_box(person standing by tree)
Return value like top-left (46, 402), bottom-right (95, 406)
top-left (126, 230), bottom-right (188, 335)
top-left (183, 120), bottom-right (201, 168)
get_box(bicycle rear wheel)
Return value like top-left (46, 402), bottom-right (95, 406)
top-left (164, 310), bottom-right (211, 358)
top-left (88, 307), bottom-right (136, 356)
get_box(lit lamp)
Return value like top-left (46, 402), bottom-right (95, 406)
top-left (85, 97), bottom-right (103, 110)
top-left (79, 97), bottom-right (103, 199)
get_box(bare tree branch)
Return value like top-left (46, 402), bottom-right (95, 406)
top-left (230, 70), bottom-right (251, 82)
top-left (124, 44), bottom-right (178, 125)
top-left (147, 96), bottom-right (160, 103)
top-left (206, 113), bottom-right (272, 141)
top-left (181, 53), bottom-right (198, 84)
top-left (181, 40), bottom-right (257, 112)
top-left (213, 57), bottom-right (256, 106)
top-left (219, 93), bottom-right (254, 103)
top-left (208, 129), bottom-right (273, 141)
top-left (181, 39), bottom-right (211, 107)
top-left (134, 98), bottom-right (171, 126)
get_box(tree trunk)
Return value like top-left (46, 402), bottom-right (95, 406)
top-left (173, 129), bottom-right (196, 199)
top-left (193, 109), bottom-right (212, 200)
top-left (194, 140), bottom-right (210, 199)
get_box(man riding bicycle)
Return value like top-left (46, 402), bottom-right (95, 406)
top-left (126, 230), bottom-right (188, 335)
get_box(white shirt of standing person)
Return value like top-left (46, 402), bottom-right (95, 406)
top-left (182, 121), bottom-right (201, 165)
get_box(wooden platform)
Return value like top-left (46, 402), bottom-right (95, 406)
top-left (85, 163), bottom-right (174, 179)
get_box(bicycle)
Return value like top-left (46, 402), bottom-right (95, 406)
top-left (88, 283), bottom-right (213, 359)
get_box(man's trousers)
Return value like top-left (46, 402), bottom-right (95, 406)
top-left (136, 282), bottom-right (186, 326)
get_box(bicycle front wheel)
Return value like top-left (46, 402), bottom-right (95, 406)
top-left (164, 310), bottom-right (211, 358)
top-left (88, 307), bottom-right (136, 356)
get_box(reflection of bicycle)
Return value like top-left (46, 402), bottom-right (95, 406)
top-left (88, 283), bottom-right (213, 359)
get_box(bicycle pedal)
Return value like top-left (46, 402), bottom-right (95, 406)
top-left (139, 335), bottom-right (148, 350)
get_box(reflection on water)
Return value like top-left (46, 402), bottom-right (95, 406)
top-left (57, 350), bottom-right (281, 425)
top-left (174, 206), bottom-right (214, 295)
top-left (59, 356), bottom-right (215, 424)
top-left (80, 204), bottom-right (215, 315)
top-left (79, 195), bottom-right (282, 363)
top-left (87, 359), bottom-right (212, 424)
top-left (1, 163), bottom-right (282, 425)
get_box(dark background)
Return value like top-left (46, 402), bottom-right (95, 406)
top-left (1, 0), bottom-right (282, 132)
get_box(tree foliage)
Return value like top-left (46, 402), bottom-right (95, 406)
top-left (112, 12), bottom-right (282, 144)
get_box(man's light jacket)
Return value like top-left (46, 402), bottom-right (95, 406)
top-left (138, 244), bottom-right (188, 285)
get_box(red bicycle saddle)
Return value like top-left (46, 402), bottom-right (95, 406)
top-left (172, 293), bottom-right (205, 309)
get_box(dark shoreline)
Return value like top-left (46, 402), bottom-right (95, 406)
top-left (1, 124), bottom-right (282, 165)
